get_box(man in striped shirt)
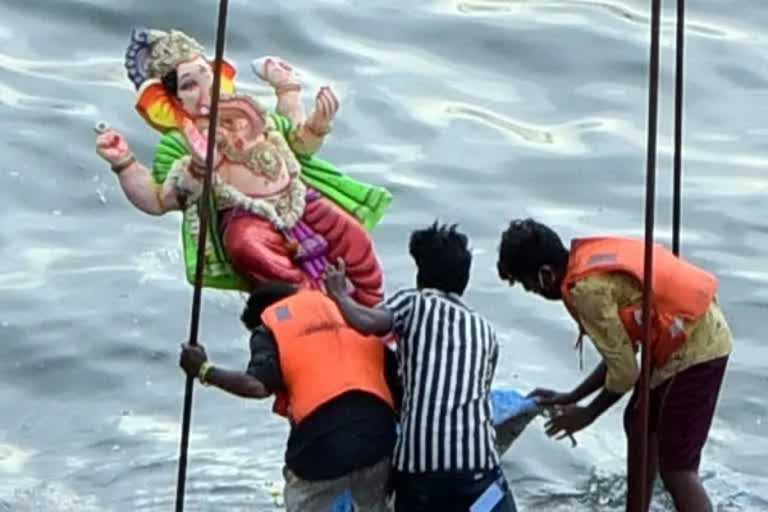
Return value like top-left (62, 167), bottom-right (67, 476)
top-left (325, 222), bottom-right (517, 512)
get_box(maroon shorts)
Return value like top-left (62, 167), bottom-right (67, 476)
top-left (623, 356), bottom-right (728, 472)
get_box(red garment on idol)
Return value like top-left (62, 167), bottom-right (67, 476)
top-left (221, 196), bottom-right (384, 307)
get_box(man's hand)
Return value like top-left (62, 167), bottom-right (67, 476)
top-left (544, 404), bottom-right (595, 440)
top-left (527, 388), bottom-right (577, 407)
top-left (323, 257), bottom-right (393, 336)
top-left (179, 343), bottom-right (208, 378)
top-left (324, 257), bottom-right (350, 300)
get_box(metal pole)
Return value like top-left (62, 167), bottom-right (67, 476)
top-left (174, 1), bottom-right (230, 510)
top-left (632, 0), bottom-right (663, 510)
top-left (672, 0), bottom-right (686, 256)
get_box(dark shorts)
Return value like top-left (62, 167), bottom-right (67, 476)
top-left (624, 356), bottom-right (728, 472)
top-left (393, 467), bottom-right (517, 512)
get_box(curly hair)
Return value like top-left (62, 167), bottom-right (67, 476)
top-left (410, 221), bottom-right (472, 295)
top-left (497, 218), bottom-right (569, 284)
top-left (240, 280), bottom-right (298, 330)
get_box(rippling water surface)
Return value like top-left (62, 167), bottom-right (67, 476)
top-left (1, 0), bottom-right (767, 510)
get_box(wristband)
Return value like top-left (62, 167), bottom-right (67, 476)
top-left (305, 121), bottom-right (331, 137)
top-left (197, 361), bottom-right (213, 385)
top-left (111, 153), bottom-right (136, 174)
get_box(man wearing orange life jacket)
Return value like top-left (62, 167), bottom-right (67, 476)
top-left (496, 218), bottom-right (732, 512)
top-left (179, 281), bottom-right (399, 512)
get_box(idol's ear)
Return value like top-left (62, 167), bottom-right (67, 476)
top-left (135, 79), bottom-right (182, 133)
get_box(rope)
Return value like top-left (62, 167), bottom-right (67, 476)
top-left (632, 0), bottom-right (663, 510)
top-left (174, 1), bottom-right (230, 511)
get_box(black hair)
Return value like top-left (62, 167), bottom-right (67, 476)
top-left (240, 280), bottom-right (298, 330)
top-left (496, 218), bottom-right (569, 284)
top-left (409, 221), bottom-right (472, 295)
top-left (161, 70), bottom-right (179, 99)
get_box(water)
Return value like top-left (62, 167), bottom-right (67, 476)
top-left (1, 0), bottom-right (767, 510)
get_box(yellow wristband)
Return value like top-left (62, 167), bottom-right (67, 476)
top-left (197, 361), bottom-right (213, 385)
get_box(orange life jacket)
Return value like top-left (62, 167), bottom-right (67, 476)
top-left (260, 290), bottom-right (395, 425)
top-left (560, 236), bottom-right (718, 367)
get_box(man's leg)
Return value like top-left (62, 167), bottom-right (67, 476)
top-left (348, 457), bottom-right (392, 512)
top-left (623, 391), bottom-right (659, 512)
top-left (483, 471), bottom-right (518, 512)
top-left (282, 465), bottom-right (351, 512)
top-left (656, 356), bottom-right (728, 512)
top-left (454, 467), bottom-right (518, 512)
top-left (393, 468), bottom-right (517, 512)
top-left (392, 471), bottom-right (439, 512)
top-left (661, 472), bottom-right (712, 512)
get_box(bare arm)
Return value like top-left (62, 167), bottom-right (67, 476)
top-left (115, 161), bottom-right (182, 215)
top-left (276, 90), bottom-right (306, 126)
top-left (252, 57), bottom-right (307, 125)
top-left (568, 361), bottom-right (607, 402)
top-left (204, 329), bottom-right (281, 399)
top-left (289, 125), bottom-right (328, 156)
top-left (334, 294), bottom-right (394, 336)
top-left (289, 86), bottom-right (339, 156)
top-left (571, 279), bottom-right (639, 396)
top-left (584, 387), bottom-right (625, 421)
top-left (567, 278), bottom-right (638, 426)
top-left (95, 126), bottom-right (185, 215)
top-left (179, 330), bottom-right (278, 400)
top-left (204, 366), bottom-right (269, 399)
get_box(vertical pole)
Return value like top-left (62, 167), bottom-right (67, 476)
top-left (672, 0), bottom-right (686, 257)
top-left (631, 0), bottom-right (663, 510)
top-left (174, 1), bottom-right (230, 511)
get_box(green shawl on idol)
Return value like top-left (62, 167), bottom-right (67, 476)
top-left (151, 112), bottom-right (393, 291)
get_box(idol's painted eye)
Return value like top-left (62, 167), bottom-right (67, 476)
top-left (179, 80), bottom-right (197, 91)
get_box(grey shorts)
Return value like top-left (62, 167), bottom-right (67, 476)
top-left (283, 457), bottom-right (392, 512)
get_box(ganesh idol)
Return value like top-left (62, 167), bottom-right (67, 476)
top-left (94, 27), bottom-right (391, 306)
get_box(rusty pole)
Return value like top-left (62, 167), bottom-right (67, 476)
top-left (174, 1), bottom-right (230, 511)
top-left (672, 0), bottom-right (686, 257)
top-left (632, 0), bottom-right (663, 510)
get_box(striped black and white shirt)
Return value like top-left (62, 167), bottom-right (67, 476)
top-left (382, 287), bottom-right (500, 474)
